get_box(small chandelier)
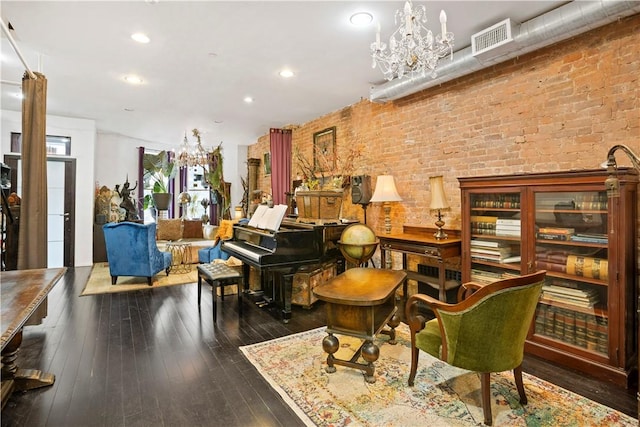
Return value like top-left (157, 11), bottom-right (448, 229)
top-left (175, 128), bottom-right (208, 168)
top-left (371, 0), bottom-right (454, 81)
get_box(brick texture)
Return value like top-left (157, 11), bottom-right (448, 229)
top-left (248, 15), bottom-right (640, 269)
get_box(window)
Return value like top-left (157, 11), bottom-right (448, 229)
top-left (11, 132), bottom-right (71, 156)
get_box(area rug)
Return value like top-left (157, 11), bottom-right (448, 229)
top-left (240, 324), bottom-right (635, 427)
top-left (80, 262), bottom-right (198, 296)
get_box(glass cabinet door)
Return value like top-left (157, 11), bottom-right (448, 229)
top-left (532, 190), bottom-right (608, 356)
top-left (468, 191), bottom-right (522, 284)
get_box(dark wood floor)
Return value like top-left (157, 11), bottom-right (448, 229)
top-left (1, 267), bottom-right (637, 426)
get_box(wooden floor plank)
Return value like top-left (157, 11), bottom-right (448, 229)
top-left (1, 266), bottom-right (636, 427)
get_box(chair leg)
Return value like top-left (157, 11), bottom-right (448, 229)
top-left (513, 365), bottom-right (527, 405)
top-left (480, 372), bottom-right (492, 426)
top-left (165, 267), bottom-right (171, 276)
top-left (408, 335), bottom-right (420, 386)
top-left (147, 277), bottom-right (152, 286)
top-left (111, 276), bottom-right (117, 285)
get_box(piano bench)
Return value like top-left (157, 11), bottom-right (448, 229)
top-left (197, 263), bottom-right (243, 323)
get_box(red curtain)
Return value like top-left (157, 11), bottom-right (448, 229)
top-left (270, 129), bottom-right (292, 206)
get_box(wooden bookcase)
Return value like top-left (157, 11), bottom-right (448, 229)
top-left (458, 169), bottom-right (638, 387)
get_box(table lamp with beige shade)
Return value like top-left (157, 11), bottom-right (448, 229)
top-left (370, 175), bottom-right (402, 234)
top-left (429, 175), bottom-right (451, 240)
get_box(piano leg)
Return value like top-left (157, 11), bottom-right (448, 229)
top-left (271, 267), bottom-right (297, 323)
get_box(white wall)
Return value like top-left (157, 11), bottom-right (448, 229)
top-left (1, 110), bottom-right (248, 267)
top-left (1, 109), bottom-right (96, 267)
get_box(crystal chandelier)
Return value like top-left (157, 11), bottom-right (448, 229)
top-left (371, 0), bottom-right (454, 81)
top-left (175, 128), bottom-right (208, 168)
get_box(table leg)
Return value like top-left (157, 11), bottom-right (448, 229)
top-left (1, 330), bottom-right (54, 401)
top-left (322, 333), bottom-right (339, 374)
top-left (438, 259), bottom-right (446, 302)
top-left (379, 312), bottom-right (401, 345)
top-left (322, 332), bottom-right (380, 384)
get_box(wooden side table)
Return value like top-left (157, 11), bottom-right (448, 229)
top-left (313, 268), bottom-right (407, 383)
top-left (378, 225), bottom-right (461, 302)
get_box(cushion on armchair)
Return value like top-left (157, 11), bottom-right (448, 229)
top-left (157, 219), bottom-right (182, 240)
top-left (182, 220), bottom-right (203, 238)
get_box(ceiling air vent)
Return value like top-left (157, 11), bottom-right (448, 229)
top-left (472, 18), bottom-right (516, 61)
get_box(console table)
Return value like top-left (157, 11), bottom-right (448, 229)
top-left (1, 267), bottom-right (66, 409)
top-left (378, 225), bottom-right (461, 302)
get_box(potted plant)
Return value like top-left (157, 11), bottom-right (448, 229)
top-left (142, 150), bottom-right (177, 211)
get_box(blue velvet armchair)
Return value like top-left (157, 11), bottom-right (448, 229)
top-left (103, 222), bottom-right (172, 286)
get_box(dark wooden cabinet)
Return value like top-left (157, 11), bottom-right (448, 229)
top-left (93, 224), bottom-right (107, 263)
top-left (458, 169), bottom-right (638, 387)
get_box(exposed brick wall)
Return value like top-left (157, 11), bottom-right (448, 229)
top-left (248, 15), bottom-right (640, 269)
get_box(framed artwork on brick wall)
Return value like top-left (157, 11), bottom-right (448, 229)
top-left (263, 152), bottom-right (271, 175)
top-left (313, 127), bottom-right (336, 172)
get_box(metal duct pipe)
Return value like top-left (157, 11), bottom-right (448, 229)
top-left (370, 0), bottom-right (640, 103)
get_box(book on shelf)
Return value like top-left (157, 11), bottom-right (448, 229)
top-left (536, 251), bottom-right (569, 264)
top-left (470, 239), bottom-right (506, 248)
top-left (541, 297), bottom-right (597, 308)
top-left (537, 232), bottom-right (572, 241)
top-left (570, 234), bottom-right (608, 244)
top-left (495, 229), bottom-right (521, 237)
top-left (500, 255), bottom-right (521, 264)
top-left (566, 255), bottom-right (608, 281)
top-left (470, 246), bottom-right (512, 256)
top-left (471, 216), bottom-right (497, 235)
top-left (537, 227), bottom-right (575, 235)
top-left (536, 260), bottom-right (567, 273)
top-left (542, 284), bottom-right (598, 298)
top-left (471, 215), bottom-right (498, 223)
top-left (541, 288), bottom-right (599, 307)
top-left (496, 218), bottom-right (521, 226)
top-left (496, 224), bottom-right (522, 231)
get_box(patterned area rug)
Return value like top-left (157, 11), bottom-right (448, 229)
top-left (240, 324), bottom-right (635, 427)
top-left (80, 262), bottom-right (198, 296)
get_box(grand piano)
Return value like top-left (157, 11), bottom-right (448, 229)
top-left (221, 218), bottom-right (349, 322)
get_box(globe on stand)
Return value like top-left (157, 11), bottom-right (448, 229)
top-left (338, 223), bottom-right (379, 266)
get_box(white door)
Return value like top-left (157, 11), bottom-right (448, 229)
top-left (46, 161), bottom-right (66, 267)
top-left (13, 158), bottom-right (72, 268)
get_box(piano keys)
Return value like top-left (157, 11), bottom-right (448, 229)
top-left (221, 219), bottom-right (350, 322)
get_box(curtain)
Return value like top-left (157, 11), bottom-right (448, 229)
top-left (137, 147), bottom-right (145, 219)
top-left (270, 128), bottom-right (292, 206)
top-left (168, 151), bottom-right (175, 217)
top-left (18, 71), bottom-right (48, 270)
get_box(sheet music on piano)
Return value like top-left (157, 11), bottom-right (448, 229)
top-left (247, 204), bottom-right (289, 231)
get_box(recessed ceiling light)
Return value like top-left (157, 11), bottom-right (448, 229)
top-left (279, 69), bottom-right (294, 78)
top-left (131, 32), bottom-right (150, 44)
top-left (124, 75), bottom-right (143, 84)
top-left (350, 12), bottom-right (373, 26)
top-left (244, 96), bottom-right (254, 103)
top-left (124, 108), bottom-right (135, 112)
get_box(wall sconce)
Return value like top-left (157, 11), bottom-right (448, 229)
top-left (429, 175), bottom-right (450, 240)
top-left (370, 175), bottom-right (402, 234)
top-left (604, 144), bottom-right (640, 199)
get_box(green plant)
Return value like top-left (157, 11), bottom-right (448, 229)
top-left (142, 150), bottom-right (177, 209)
top-left (143, 150), bottom-right (177, 193)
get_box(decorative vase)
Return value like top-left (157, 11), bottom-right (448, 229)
top-left (152, 192), bottom-right (172, 211)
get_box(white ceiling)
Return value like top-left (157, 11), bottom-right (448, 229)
top-left (0, 1), bottom-right (567, 150)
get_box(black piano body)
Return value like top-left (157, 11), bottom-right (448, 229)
top-left (221, 219), bottom-right (349, 322)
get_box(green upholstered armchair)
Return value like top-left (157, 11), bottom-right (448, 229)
top-left (405, 271), bottom-right (546, 426)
